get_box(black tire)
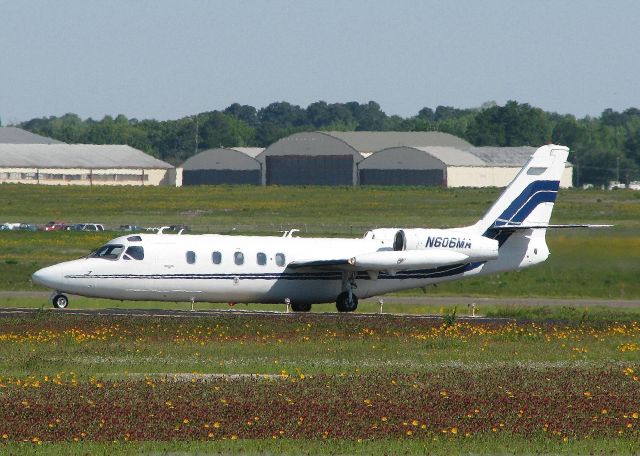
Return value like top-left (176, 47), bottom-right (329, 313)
top-left (291, 302), bottom-right (312, 312)
top-left (52, 294), bottom-right (69, 309)
top-left (336, 291), bottom-right (358, 312)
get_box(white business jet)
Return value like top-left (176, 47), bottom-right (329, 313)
top-left (32, 144), bottom-right (601, 311)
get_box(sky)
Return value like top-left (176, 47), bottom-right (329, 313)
top-left (1, 0), bottom-right (639, 124)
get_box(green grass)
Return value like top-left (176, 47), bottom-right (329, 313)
top-left (1, 311), bottom-right (638, 378)
top-left (1, 183), bottom-right (639, 232)
top-left (2, 185), bottom-right (639, 454)
top-left (4, 435), bottom-right (640, 455)
top-left (1, 313), bottom-right (639, 453)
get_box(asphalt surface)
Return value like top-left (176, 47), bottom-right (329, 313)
top-left (0, 291), bottom-right (638, 321)
top-left (1, 291), bottom-right (639, 308)
top-left (0, 305), bottom-right (515, 323)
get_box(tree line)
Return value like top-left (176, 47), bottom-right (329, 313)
top-left (18, 100), bottom-right (640, 186)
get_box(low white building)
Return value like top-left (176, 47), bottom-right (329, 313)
top-left (0, 144), bottom-right (176, 186)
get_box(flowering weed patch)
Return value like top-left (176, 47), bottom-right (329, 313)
top-left (0, 313), bottom-right (639, 451)
top-left (1, 368), bottom-right (639, 443)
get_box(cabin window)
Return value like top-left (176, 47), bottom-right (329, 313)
top-left (90, 244), bottom-right (124, 260)
top-left (123, 246), bottom-right (144, 261)
top-left (257, 252), bottom-right (267, 266)
top-left (186, 251), bottom-right (196, 264)
top-left (234, 251), bottom-right (244, 265)
top-left (212, 251), bottom-right (222, 264)
top-left (275, 252), bottom-right (286, 267)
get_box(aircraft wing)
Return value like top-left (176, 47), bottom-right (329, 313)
top-left (288, 258), bottom-right (354, 269)
top-left (288, 249), bottom-right (472, 272)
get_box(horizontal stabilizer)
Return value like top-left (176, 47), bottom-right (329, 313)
top-left (491, 222), bottom-right (613, 231)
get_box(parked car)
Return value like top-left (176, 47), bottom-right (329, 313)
top-left (19, 223), bottom-right (38, 232)
top-left (168, 224), bottom-right (190, 233)
top-left (119, 224), bottom-right (143, 232)
top-left (66, 223), bottom-right (85, 231)
top-left (67, 223), bottom-right (105, 232)
top-left (79, 223), bottom-right (105, 232)
top-left (44, 221), bottom-right (68, 231)
top-left (1, 222), bottom-right (22, 231)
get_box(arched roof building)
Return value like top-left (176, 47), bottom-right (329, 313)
top-left (181, 148), bottom-right (263, 185)
top-left (257, 131), bottom-right (472, 185)
top-left (358, 145), bottom-right (573, 187)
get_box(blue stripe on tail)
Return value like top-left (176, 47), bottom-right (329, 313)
top-left (484, 180), bottom-right (560, 245)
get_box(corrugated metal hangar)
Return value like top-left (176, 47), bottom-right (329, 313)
top-left (0, 126), bottom-right (63, 144)
top-left (256, 131), bottom-right (472, 186)
top-left (181, 148), bottom-right (264, 185)
top-left (359, 145), bottom-right (572, 187)
top-left (1, 127), bottom-right (573, 188)
top-left (0, 142), bottom-right (175, 186)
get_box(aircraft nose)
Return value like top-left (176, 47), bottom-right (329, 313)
top-left (32, 265), bottom-right (64, 289)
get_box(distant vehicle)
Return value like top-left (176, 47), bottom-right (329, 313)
top-left (168, 224), bottom-right (190, 233)
top-left (66, 223), bottom-right (85, 231)
top-left (19, 223), bottom-right (38, 232)
top-left (80, 223), bottom-right (105, 232)
top-left (119, 224), bottom-right (143, 232)
top-left (67, 223), bottom-right (105, 232)
top-left (44, 221), bottom-right (68, 232)
top-left (1, 223), bottom-right (22, 231)
top-left (32, 145), bottom-right (610, 310)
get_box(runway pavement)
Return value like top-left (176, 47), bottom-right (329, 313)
top-left (1, 291), bottom-right (639, 308)
top-left (0, 291), bottom-right (637, 322)
top-left (0, 305), bottom-right (509, 322)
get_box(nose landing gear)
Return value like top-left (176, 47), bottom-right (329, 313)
top-left (51, 293), bottom-right (69, 309)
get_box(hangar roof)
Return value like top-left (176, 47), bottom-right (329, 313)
top-left (0, 144), bottom-right (172, 169)
top-left (467, 146), bottom-right (537, 166)
top-left (182, 148), bottom-right (261, 170)
top-left (360, 146), bottom-right (485, 169)
top-left (0, 127), bottom-right (63, 144)
top-left (412, 146), bottom-right (485, 166)
top-left (230, 147), bottom-right (264, 158)
top-left (323, 131), bottom-right (472, 154)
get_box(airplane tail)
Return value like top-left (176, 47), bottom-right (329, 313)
top-left (471, 144), bottom-right (569, 237)
top-left (465, 144), bottom-right (569, 272)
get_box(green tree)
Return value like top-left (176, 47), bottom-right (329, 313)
top-left (466, 101), bottom-right (552, 146)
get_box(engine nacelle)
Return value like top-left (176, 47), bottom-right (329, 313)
top-left (363, 227), bottom-right (499, 263)
top-left (363, 228), bottom-right (424, 251)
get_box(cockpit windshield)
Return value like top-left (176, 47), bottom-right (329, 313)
top-left (90, 244), bottom-right (124, 260)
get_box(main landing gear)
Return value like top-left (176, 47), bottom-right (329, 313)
top-left (291, 302), bottom-right (312, 312)
top-left (336, 272), bottom-right (358, 312)
top-left (51, 293), bottom-right (69, 309)
top-left (336, 291), bottom-right (358, 312)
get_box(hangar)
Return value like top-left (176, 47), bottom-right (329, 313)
top-left (257, 131), bottom-right (472, 186)
top-left (181, 148), bottom-right (264, 185)
top-left (0, 126), bottom-right (63, 144)
top-left (358, 145), bottom-right (573, 188)
top-left (0, 144), bottom-right (176, 186)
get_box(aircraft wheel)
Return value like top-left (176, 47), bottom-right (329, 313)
top-left (336, 292), bottom-right (358, 312)
top-left (291, 302), bottom-right (312, 312)
top-left (52, 294), bottom-right (69, 309)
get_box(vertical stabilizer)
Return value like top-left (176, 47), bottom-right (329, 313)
top-left (471, 144), bottom-right (569, 235)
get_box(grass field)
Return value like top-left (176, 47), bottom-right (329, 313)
top-left (0, 312), bottom-right (639, 454)
top-left (1, 184), bottom-right (639, 454)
